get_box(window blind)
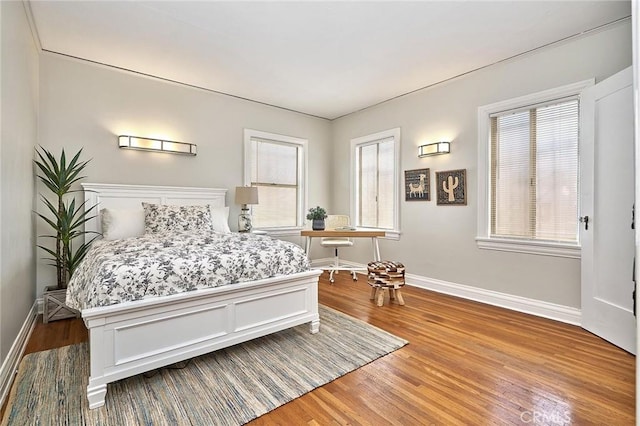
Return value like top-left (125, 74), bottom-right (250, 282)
top-left (249, 137), bottom-right (299, 228)
top-left (358, 137), bottom-right (395, 229)
top-left (491, 98), bottom-right (579, 243)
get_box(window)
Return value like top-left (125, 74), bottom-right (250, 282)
top-left (477, 80), bottom-right (592, 258)
top-left (351, 128), bottom-right (400, 239)
top-left (244, 129), bottom-right (307, 232)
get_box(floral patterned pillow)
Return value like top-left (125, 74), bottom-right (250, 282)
top-left (142, 203), bottom-right (213, 234)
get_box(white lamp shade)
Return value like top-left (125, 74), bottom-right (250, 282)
top-left (235, 186), bottom-right (259, 205)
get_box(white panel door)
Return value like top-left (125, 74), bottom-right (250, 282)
top-left (580, 66), bottom-right (635, 354)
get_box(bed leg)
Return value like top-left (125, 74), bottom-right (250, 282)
top-left (87, 382), bottom-right (107, 409)
top-left (309, 318), bottom-right (320, 334)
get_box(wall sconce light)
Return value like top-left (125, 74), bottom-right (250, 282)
top-left (235, 186), bottom-right (259, 232)
top-left (118, 135), bottom-right (197, 156)
top-left (418, 141), bottom-right (450, 157)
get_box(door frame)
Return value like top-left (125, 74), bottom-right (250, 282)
top-left (631, 2), bottom-right (639, 422)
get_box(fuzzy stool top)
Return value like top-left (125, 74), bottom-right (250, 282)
top-left (367, 261), bottom-right (405, 306)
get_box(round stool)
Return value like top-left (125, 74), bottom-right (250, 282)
top-left (367, 260), bottom-right (405, 306)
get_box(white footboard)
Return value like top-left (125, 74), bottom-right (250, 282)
top-left (82, 270), bottom-right (321, 409)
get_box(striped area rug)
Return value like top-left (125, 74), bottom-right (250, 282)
top-left (2, 305), bottom-right (407, 425)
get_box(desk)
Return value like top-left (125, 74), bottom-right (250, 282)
top-left (301, 229), bottom-right (386, 267)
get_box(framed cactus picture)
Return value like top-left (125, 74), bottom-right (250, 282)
top-left (436, 169), bottom-right (467, 205)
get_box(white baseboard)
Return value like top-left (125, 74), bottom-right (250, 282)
top-left (0, 301), bottom-right (38, 408)
top-left (407, 273), bottom-right (581, 325)
top-left (310, 257), bottom-right (365, 270)
top-left (309, 258), bottom-right (581, 325)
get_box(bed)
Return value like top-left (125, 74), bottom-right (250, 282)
top-left (74, 183), bottom-right (321, 409)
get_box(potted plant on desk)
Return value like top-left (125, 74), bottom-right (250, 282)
top-left (35, 147), bottom-right (98, 322)
top-left (306, 206), bottom-right (327, 230)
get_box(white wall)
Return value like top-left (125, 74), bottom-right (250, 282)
top-left (1, 1), bottom-right (38, 360)
top-left (31, 16), bottom-right (635, 310)
top-left (37, 54), bottom-right (332, 295)
top-left (331, 21), bottom-right (633, 309)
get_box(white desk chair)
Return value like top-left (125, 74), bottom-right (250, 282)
top-left (321, 215), bottom-right (357, 283)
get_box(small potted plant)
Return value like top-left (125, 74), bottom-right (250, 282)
top-left (306, 206), bottom-right (327, 230)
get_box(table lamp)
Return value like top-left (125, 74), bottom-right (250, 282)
top-left (235, 186), bottom-right (259, 232)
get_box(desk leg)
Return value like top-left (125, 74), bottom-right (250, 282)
top-left (372, 237), bottom-right (381, 261)
top-left (305, 236), bottom-right (312, 256)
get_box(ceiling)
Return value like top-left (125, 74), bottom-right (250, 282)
top-left (28, 1), bottom-right (631, 120)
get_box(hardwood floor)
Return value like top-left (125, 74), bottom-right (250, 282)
top-left (23, 313), bottom-right (88, 356)
top-left (4, 273), bottom-right (635, 425)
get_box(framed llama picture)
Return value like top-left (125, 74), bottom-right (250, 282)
top-left (436, 169), bottom-right (467, 205)
top-left (405, 168), bottom-right (430, 201)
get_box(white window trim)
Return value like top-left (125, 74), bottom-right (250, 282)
top-left (243, 129), bottom-right (308, 234)
top-left (350, 127), bottom-right (401, 240)
top-left (476, 80), bottom-right (593, 259)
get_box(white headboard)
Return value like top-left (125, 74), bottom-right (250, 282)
top-left (82, 183), bottom-right (228, 239)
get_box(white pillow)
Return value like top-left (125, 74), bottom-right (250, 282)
top-left (210, 206), bottom-right (231, 233)
top-left (101, 208), bottom-right (145, 240)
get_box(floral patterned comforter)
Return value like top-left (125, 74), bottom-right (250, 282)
top-left (66, 231), bottom-right (310, 310)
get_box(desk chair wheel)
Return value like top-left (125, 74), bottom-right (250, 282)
top-left (329, 269), bottom-right (336, 284)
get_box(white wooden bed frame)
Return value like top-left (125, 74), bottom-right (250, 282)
top-left (80, 183), bottom-right (321, 409)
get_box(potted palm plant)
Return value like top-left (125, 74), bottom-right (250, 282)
top-left (306, 206), bottom-right (327, 230)
top-left (35, 146), bottom-right (97, 322)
